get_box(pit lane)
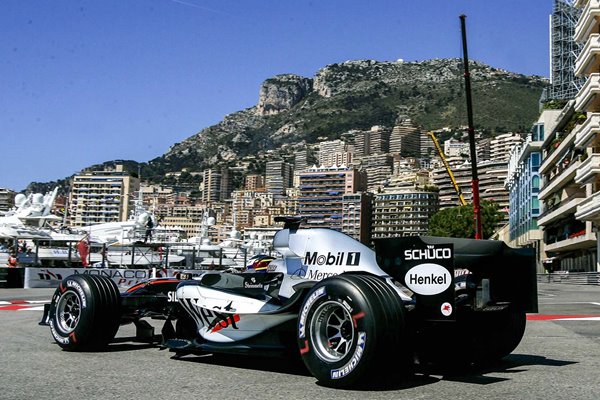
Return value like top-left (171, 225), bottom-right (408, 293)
top-left (1, 282), bottom-right (599, 399)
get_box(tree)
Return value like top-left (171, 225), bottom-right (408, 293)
top-left (428, 200), bottom-right (503, 239)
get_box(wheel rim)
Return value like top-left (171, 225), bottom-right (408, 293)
top-left (310, 300), bottom-right (354, 362)
top-left (56, 291), bottom-right (81, 333)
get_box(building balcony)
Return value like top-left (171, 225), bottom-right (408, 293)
top-left (575, 0), bottom-right (600, 43)
top-left (544, 228), bottom-right (596, 253)
top-left (575, 153), bottom-right (600, 184)
top-left (575, 191), bottom-right (600, 222)
top-left (575, 73), bottom-right (600, 112)
top-left (575, 33), bottom-right (600, 76)
top-left (538, 159), bottom-right (582, 200)
top-left (537, 195), bottom-right (584, 227)
top-left (540, 128), bottom-right (577, 174)
top-left (574, 113), bottom-right (600, 149)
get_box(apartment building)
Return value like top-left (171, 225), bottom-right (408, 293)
top-left (341, 192), bottom-right (373, 244)
top-left (389, 118), bottom-right (421, 157)
top-left (371, 187), bottom-right (439, 239)
top-left (298, 165), bottom-right (366, 230)
top-left (68, 164), bottom-right (139, 227)
top-left (356, 153), bottom-right (394, 192)
top-left (490, 133), bottom-right (524, 162)
top-left (432, 159), bottom-right (510, 225)
top-left (265, 160), bottom-right (293, 196)
top-left (0, 188), bottom-right (16, 213)
top-left (505, 116), bottom-right (552, 250)
top-left (566, 0), bottom-right (600, 271)
top-left (201, 167), bottom-right (231, 203)
top-left (537, 100), bottom-right (596, 271)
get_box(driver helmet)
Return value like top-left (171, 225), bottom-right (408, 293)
top-left (246, 255), bottom-right (274, 272)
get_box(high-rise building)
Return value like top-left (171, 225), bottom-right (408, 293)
top-left (432, 159), bottom-right (510, 226)
top-left (298, 165), bottom-right (366, 230)
top-left (0, 188), bottom-right (16, 213)
top-left (68, 164), bottom-right (139, 227)
top-left (265, 160), bottom-right (293, 196)
top-left (357, 154), bottom-right (393, 192)
top-left (389, 118), bottom-right (421, 157)
top-left (294, 149), bottom-right (309, 173)
top-left (245, 174), bottom-right (265, 192)
top-left (536, 99), bottom-right (595, 271)
top-left (505, 117), bottom-right (550, 269)
top-left (341, 192), bottom-right (372, 245)
top-left (371, 187), bottom-right (439, 239)
top-left (540, 0), bottom-right (600, 272)
top-left (201, 167), bottom-right (231, 204)
top-left (368, 125), bottom-right (391, 155)
top-left (490, 133), bottom-right (524, 162)
top-left (318, 140), bottom-right (348, 166)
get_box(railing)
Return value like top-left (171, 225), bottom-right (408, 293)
top-left (538, 272), bottom-right (600, 285)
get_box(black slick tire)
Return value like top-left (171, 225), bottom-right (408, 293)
top-left (297, 274), bottom-right (408, 388)
top-left (48, 274), bottom-right (121, 351)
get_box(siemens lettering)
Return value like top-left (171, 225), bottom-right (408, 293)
top-left (404, 247), bottom-right (451, 260)
top-left (304, 252), bottom-right (361, 266)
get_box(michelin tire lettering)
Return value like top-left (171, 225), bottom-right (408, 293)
top-left (331, 332), bottom-right (366, 379)
top-left (66, 280), bottom-right (87, 308)
top-left (299, 286), bottom-right (326, 338)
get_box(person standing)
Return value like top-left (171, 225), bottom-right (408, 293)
top-left (144, 216), bottom-right (154, 243)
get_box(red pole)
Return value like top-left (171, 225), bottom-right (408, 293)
top-left (460, 14), bottom-right (483, 239)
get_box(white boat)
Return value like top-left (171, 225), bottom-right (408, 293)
top-left (76, 194), bottom-right (187, 268)
top-left (0, 187), bottom-right (98, 267)
top-left (171, 211), bottom-right (242, 270)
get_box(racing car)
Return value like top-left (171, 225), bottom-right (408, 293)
top-left (41, 216), bottom-right (537, 388)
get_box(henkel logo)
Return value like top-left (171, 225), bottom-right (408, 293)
top-left (405, 263), bottom-right (451, 295)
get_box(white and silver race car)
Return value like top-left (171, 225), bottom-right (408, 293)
top-left (41, 216), bottom-right (538, 388)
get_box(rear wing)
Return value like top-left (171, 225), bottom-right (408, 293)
top-left (373, 236), bottom-right (538, 314)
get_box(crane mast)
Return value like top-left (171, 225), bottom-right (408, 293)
top-left (428, 131), bottom-right (467, 207)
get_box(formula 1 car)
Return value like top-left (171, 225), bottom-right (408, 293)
top-left (41, 216), bottom-right (537, 388)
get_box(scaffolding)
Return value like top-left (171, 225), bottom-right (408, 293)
top-left (544, 0), bottom-right (586, 102)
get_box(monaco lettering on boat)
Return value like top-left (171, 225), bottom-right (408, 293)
top-left (405, 263), bottom-right (451, 295)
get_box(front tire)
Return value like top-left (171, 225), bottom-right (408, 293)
top-left (49, 274), bottom-right (121, 351)
top-left (297, 274), bottom-right (409, 388)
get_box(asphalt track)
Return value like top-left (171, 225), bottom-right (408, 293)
top-left (1, 282), bottom-right (599, 400)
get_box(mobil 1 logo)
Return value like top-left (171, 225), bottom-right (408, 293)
top-left (401, 242), bottom-right (455, 320)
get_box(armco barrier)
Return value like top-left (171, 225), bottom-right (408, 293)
top-left (0, 267), bottom-right (25, 288)
top-left (537, 272), bottom-right (600, 285)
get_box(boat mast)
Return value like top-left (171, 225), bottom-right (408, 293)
top-left (460, 14), bottom-right (483, 240)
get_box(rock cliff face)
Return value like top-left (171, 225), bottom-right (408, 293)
top-left (32, 57), bottom-right (545, 190)
top-left (256, 74), bottom-right (313, 115)
top-left (160, 58), bottom-right (547, 178)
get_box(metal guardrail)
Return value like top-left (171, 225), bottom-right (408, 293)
top-left (537, 272), bottom-right (600, 285)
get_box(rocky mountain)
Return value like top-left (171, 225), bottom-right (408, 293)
top-left (29, 58), bottom-right (548, 193)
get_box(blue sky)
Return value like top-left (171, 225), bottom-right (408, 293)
top-left (2, 0), bottom-right (553, 192)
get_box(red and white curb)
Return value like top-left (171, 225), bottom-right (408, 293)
top-left (0, 300), bottom-right (49, 311)
top-left (527, 314), bottom-right (600, 321)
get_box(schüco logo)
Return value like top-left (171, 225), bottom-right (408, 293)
top-left (304, 251), bottom-right (361, 266)
top-left (405, 263), bottom-right (451, 295)
top-left (404, 246), bottom-right (452, 260)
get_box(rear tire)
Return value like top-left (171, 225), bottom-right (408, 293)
top-left (467, 307), bottom-right (526, 364)
top-left (297, 274), bottom-right (409, 388)
top-left (49, 274), bottom-right (121, 351)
